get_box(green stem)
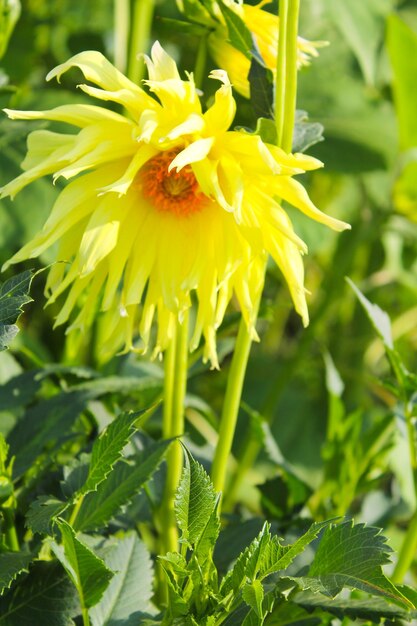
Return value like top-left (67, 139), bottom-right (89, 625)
top-left (114, 0), bottom-right (130, 73)
top-left (2, 508), bottom-right (19, 551)
top-left (221, 0), bottom-right (301, 511)
top-left (161, 312), bottom-right (189, 554)
top-left (193, 35), bottom-right (208, 90)
top-left (275, 0), bottom-right (288, 147)
top-left (281, 0), bottom-right (300, 153)
top-left (68, 495), bottom-right (84, 528)
top-left (127, 0), bottom-right (155, 84)
top-left (81, 607), bottom-right (91, 626)
top-left (211, 313), bottom-right (257, 496)
top-left (392, 400), bottom-right (417, 582)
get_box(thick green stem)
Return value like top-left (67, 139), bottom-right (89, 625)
top-left (275, 0), bottom-right (288, 147)
top-left (161, 313), bottom-right (189, 554)
top-left (68, 495), bottom-right (84, 528)
top-left (392, 400), bottom-right (417, 582)
top-left (127, 0), bottom-right (155, 84)
top-left (281, 0), bottom-right (300, 153)
top-left (2, 508), bottom-right (19, 551)
top-left (114, 0), bottom-right (130, 73)
top-left (193, 35), bottom-right (208, 90)
top-left (221, 0), bottom-right (301, 510)
top-left (81, 607), bottom-right (91, 626)
top-left (211, 314), bottom-right (256, 496)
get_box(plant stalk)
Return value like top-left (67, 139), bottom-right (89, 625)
top-left (211, 312), bottom-right (257, 497)
top-left (161, 313), bottom-right (189, 554)
top-left (114, 0), bottom-right (130, 73)
top-left (127, 0), bottom-right (155, 84)
top-left (392, 400), bottom-right (417, 582)
top-left (2, 508), bottom-right (19, 551)
top-left (220, 0), bottom-right (301, 510)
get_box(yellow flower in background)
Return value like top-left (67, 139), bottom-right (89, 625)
top-left (1, 42), bottom-right (348, 367)
top-left (209, 1), bottom-right (325, 98)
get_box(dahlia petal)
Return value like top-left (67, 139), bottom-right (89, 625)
top-left (78, 84), bottom-right (155, 116)
top-left (166, 113), bottom-right (205, 141)
top-left (3, 103), bottom-right (126, 128)
top-left (99, 144), bottom-right (157, 195)
top-left (273, 177), bottom-right (351, 232)
top-left (168, 138), bottom-right (214, 172)
top-left (145, 41), bottom-right (181, 82)
top-left (47, 50), bottom-right (142, 94)
top-left (78, 198), bottom-right (122, 276)
top-left (204, 70), bottom-right (236, 134)
top-left (0, 135), bottom-right (75, 199)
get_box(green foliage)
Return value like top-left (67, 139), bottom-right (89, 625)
top-left (51, 518), bottom-right (113, 610)
top-left (0, 270), bottom-right (34, 352)
top-left (160, 450), bottom-right (414, 625)
top-left (89, 533), bottom-right (155, 626)
top-left (0, 561), bottom-right (79, 625)
top-left (0, 551), bottom-right (32, 595)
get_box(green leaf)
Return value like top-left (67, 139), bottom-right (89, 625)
top-left (8, 388), bottom-right (94, 478)
top-left (52, 518), bottom-right (113, 609)
top-left (194, 495), bottom-right (221, 565)
top-left (77, 411), bottom-right (142, 498)
top-left (294, 522), bottom-right (412, 609)
top-left (346, 278), bottom-right (393, 349)
top-left (218, 1), bottom-right (263, 64)
top-left (74, 439), bottom-right (172, 531)
top-left (0, 270), bottom-right (34, 352)
top-left (294, 590), bottom-right (417, 623)
top-left (220, 524), bottom-right (270, 597)
top-left (292, 111), bottom-right (324, 154)
top-left (387, 14), bottom-right (417, 149)
top-left (0, 552), bottom-right (32, 596)
top-left (90, 533), bottom-right (155, 626)
top-left (254, 118), bottom-right (277, 146)
top-left (0, 560), bottom-right (79, 625)
top-left (25, 496), bottom-right (66, 535)
top-left (261, 521), bottom-right (331, 580)
top-left (242, 580), bottom-right (264, 618)
top-left (175, 448), bottom-right (217, 548)
top-left (248, 60), bottom-right (274, 120)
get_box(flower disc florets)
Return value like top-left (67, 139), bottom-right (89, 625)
top-left (0, 42), bottom-right (349, 367)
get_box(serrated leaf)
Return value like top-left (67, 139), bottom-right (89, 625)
top-left (52, 519), bottom-right (113, 609)
top-left (0, 552), bottom-right (32, 596)
top-left (90, 533), bottom-right (155, 626)
top-left (175, 448), bottom-right (217, 548)
top-left (346, 278), bottom-right (393, 349)
top-left (74, 439), bottom-right (172, 531)
top-left (261, 521), bottom-right (332, 579)
top-left (194, 495), bottom-right (221, 565)
top-left (249, 59), bottom-right (274, 120)
top-left (78, 411), bottom-right (142, 497)
top-left (0, 270), bottom-right (34, 351)
top-left (242, 580), bottom-right (264, 618)
top-left (295, 590), bottom-right (417, 623)
top-left (292, 111), bottom-right (324, 154)
top-left (25, 496), bottom-right (66, 535)
top-left (0, 560), bottom-right (79, 625)
top-left (0, 371), bottom-right (43, 411)
top-left (294, 522), bottom-right (412, 609)
top-left (220, 524), bottom-right (270, 598)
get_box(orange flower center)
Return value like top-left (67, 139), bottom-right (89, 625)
top-left (141, 150), bottom-right (207, 217)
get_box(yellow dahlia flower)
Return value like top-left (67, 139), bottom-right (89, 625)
top-left (208, 1), bottom-right (325, 98)
top-left (1, 42), bottom-right (348, 367)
